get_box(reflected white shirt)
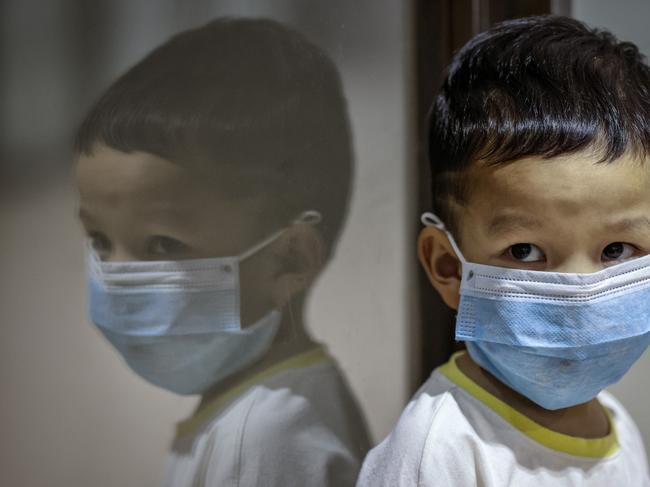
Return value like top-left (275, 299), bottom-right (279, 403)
top-left (164, 347), bottom-right (371, 487)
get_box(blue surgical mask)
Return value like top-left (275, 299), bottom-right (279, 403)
top-left (87, 211), bottom-right (321, 395)
top-left (422, 212), bottom-right (650, 410)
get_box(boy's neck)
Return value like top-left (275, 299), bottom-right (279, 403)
top-left (455, 351), bottom-right (611, 439)
top-left (199, 301), bottom-right (319, 406)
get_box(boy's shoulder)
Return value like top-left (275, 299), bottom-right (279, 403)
top-left (357, 362), bottom-right (650, 487)
top-left (356, 368), bottom-right (482, 486)
top-left (598, 390), bottom-right (648, 466)
top-left (166, 350), bottom-right (370, 487)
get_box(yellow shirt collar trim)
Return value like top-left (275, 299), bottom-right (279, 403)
top-left (176, 347), bottom-right (330, 438)
top-left (440, 351), bottom-right (620, 458)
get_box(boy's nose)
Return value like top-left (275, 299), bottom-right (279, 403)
top-left (105, 245), bottom-right (141, 263)
top-left (552, 255), bottom-right (601, 274)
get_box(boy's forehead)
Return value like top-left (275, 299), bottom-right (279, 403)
top-left (74, 145), bottom-right (259, 222)
top-left (463, 151), bottom-right (650, 229)
top-left (76, 145), bottom-right (199, 195)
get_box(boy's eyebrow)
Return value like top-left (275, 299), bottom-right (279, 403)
top-left (605, 216), bottom-right (650, 233)
top-left (486, 213), bottom-right (542, 236)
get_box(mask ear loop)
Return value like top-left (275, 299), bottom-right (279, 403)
top-left (280, 211), bottom-right (322, 339)
top-left (240, 211), bottom-right (322, 340)
top-left (294, 210), bottom-right (322, 226)
top-left (239, 210), bottom-right (322, 261)
top-left (420, 212), bottom-right (467, 265)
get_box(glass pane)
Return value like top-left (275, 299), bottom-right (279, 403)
top-left (1, 1), bottom-right (413, 486)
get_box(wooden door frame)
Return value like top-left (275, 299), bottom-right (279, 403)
top-left (413, 0), bottom-right (569, 386)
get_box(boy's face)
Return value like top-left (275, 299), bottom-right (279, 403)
top-left (419, 151), bottom-right (650, 308)
top-left (76, 145), bottom-right (263, 262)
top-left (75, 144), bottom-right (316, 325)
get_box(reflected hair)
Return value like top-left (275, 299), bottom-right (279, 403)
top-left (75, 18), bottom-right (352, 261)
top-left (429, 15), bottom-right (650, 234)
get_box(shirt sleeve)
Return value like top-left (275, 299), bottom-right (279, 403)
top-left (202, 385), bottom-right (363, 487)
top-left (356, 391), bottom-right (479, 487)
top-left (600, 391), bottom-right (650, 484)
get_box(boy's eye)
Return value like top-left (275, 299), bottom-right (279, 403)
top-left (88, 232), bottom-right (111, 255)
top-left (147, 236), bottom-right (189, 256)
top-left (602, 242), bottom-right (636, 262)
top-left (507, 243), bottom-right (545, 262)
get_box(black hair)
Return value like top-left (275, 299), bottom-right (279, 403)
top-left (428, 15), bottom-right (650, 235)
top-left (75, 18), bottom-right (352, 260)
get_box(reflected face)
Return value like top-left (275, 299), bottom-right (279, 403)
top-left (456, 151), bottom-right (650, 273)
top-left (75, 144), bottom-right (264, 262)
top-left (75, 144), bottom-right (277, 325)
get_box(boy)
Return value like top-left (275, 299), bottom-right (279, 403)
top-left (74, 18), bottom-right (370, 486)
top-left (357, 16), bottom-right (650, 486)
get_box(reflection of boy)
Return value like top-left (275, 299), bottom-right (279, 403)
top-left (358, 16), bottom-right (650, 486)
top-left (74, 18), bottom-right (370, 486)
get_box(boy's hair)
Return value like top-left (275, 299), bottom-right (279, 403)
top-left (75, 18), bottom-right (352, 261)
top-left (429, 15), bottom-right (650, 237)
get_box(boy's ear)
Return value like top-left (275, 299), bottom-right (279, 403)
top-left (418, 226), bottom-right (462, 310)
top-left (270, 224), bottom-right (324, 307)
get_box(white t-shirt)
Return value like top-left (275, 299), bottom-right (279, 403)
top-left (164, 347), bottom-right (371, 487)
top-left (357, 351), bottom-right (650, 487)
